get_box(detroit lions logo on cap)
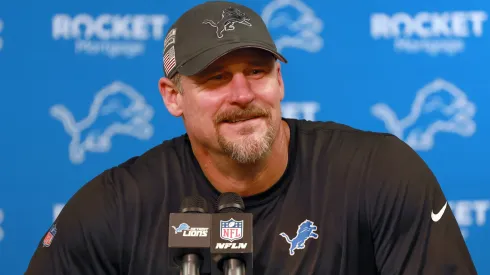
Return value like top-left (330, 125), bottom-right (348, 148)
top-left (203, 7), bottom-right (252, 38)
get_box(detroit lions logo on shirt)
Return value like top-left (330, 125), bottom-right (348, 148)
top-left (202, 7), bottom-right (252, 38)
top-left (279, 219), bottom-right (319, 256)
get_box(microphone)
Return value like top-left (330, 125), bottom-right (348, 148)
top-left (210, 192), bottom-right (253, 275)
top-left (168, 195), bottom-right (212, 275)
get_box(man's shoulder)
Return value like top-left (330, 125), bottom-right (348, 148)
top-left (291, 118), bottom-right (395, 144)
top-left (89, 134), bottom-right (191, 190)
top-left (290, 118), bottom-right (413, 165)
top-left (291, 119), bottom-right (425, 188)
top-left (116, 134), bottom-right (190, 171)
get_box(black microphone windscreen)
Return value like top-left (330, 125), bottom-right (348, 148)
top-left (180, 195), bottom-right (208, 213)
top-left (216, 192), bottom-right (245, 213)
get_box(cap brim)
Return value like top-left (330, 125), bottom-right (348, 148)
top-left (177, 42), bottom-right (288, 76)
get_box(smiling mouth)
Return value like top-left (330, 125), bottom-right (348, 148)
top-left (222, 116), bottom-right (262, 123)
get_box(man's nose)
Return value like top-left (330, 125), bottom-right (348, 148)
top-left (227, 73), bottom-right (255, 106)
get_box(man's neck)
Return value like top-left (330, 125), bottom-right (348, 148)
top-left (192, 120), bottom-right (290, 197)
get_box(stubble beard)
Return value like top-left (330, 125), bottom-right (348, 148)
top-left (217, 118), bottom-right (277, 164)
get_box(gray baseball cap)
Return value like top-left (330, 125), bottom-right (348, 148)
top-left (162, 1), bottom-right (287, 78)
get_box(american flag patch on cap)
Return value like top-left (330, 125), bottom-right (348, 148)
top-left (164, 46), bottom-right (176, 75)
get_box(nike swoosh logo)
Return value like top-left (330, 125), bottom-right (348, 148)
top-left (431, 202), bottom-right (448, 222)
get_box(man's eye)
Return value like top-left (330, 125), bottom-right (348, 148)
top-left (252, 69), bottom-right (263, 74)
top-left (209, 74), bottom-right (223, 80)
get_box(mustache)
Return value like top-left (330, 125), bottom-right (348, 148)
top-left (215, 106), bottom-right (271, 124)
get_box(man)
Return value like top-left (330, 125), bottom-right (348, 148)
top-left (25, 1), bottom-right (476, 274)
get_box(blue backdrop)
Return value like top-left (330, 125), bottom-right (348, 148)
top-left (1, 0), bottom-right (489, 274)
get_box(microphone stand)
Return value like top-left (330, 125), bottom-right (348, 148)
top-left (180, 253), bottom-right (201, 275)
top-left (222, 258), bottom-right (245, 275)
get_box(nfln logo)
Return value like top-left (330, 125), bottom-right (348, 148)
top-left (215, 243), bottom-right (248, 249)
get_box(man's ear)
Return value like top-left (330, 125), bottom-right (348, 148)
top-left (276, 62), bottom-right (285, 101)
top-left (158, 77), bottom-right (183, 117)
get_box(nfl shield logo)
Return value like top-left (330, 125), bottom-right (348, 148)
top-left (43, 224), bottom-right (57, 247)
top-left (220, 218), bottom-right (243, 242)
